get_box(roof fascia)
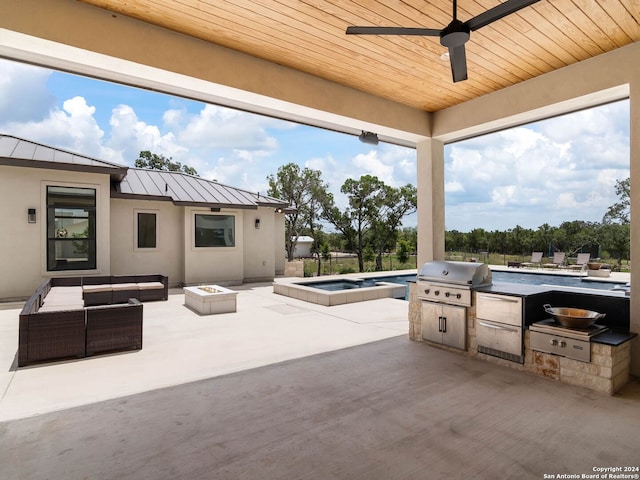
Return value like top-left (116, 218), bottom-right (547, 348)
top-left (0, 158), bottom-right (128, 180)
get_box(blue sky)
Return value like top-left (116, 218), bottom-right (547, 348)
top-left (0, 58), bottom-right (630, 232)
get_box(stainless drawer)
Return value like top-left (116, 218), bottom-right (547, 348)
top-left (530, 331), bottom-right (591, 362)
top-left (475, 293), bottom-right (522, 327)
top-left (476, 319), bottom-right (522, 357)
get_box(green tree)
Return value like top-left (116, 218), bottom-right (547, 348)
top-left (603, 177), bottom-right (630, 224)
top-left (320, 242), bottom-right (332, 274)
top-left (267, 163), bottom-right (328, 262)
top-left (445, 229), bottom-right (465, 252)
top-left (396, 239), bottom-right (410, 265)
top-left (370, 184), bottom-right (417, 270)
top-left (135, 150), bottom-right (198, 176)
top-left (324, 175), bottom-right (385, 272)
top-left (363, 245), bottom-right (376, 268)
top-left (399, 227), bottom-right (417, 255)
top-left (600, 223), bottom-right (630, 269)
top-left (466, 228), bottom-right (487, 253)
top-left (601, 177), bottom-right (631, 269)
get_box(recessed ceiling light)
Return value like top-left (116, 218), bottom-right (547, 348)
top-left (440, 52), bottom-right (450, 61)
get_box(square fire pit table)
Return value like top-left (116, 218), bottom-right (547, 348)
top-left (184, 285), bottom-right (238, 315)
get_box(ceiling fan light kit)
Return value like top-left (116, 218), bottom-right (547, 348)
top-left (346, 0), bottom-right (540, 83)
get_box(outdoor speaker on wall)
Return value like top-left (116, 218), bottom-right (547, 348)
top-left (358, 131), bottom-right (379, 145)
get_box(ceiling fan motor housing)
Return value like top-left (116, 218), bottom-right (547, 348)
top-left (440, 19), bottom-right (470, 48)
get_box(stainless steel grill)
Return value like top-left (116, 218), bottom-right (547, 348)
top-left (417, 261), bottom-right (492, 307)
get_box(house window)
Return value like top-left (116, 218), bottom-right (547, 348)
top-left (137, 212), bottom-right (157, 248)
top-left (46, 186), bottom-right (96, 271)
top-left (194, 214), bottom-right (235, 247)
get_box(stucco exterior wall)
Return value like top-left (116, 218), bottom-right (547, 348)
top-left (183, 207), bottom-right (244, 286)
top-left (243, 207), bottom-right (278, 282)
top-left (274, 212), bottom-right (286, 275)
top-left (110, 198), bottom-right (184, 286)
top-left (0, 166), bottom-right (111, 300)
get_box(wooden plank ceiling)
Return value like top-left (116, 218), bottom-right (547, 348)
top-left (77, 0), bottom-right (639, 112)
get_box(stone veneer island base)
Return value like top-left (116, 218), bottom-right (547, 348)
top-left (184, 285), bottom-right (238, 315)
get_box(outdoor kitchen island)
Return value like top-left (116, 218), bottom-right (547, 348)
top-left (408, 263), bottom-right (636, 395)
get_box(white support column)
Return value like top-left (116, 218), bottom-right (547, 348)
top-left (629, 80), bottom-right (640, 376)
top-left (416, 138), bottom-right (445, 267)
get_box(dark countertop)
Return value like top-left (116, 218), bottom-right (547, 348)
top-left (477, 281), bottom-right (629, 299)
top-left (476, 281), bottom-right (550, 297)
top-left (592, 329), bottom-right (637, 346)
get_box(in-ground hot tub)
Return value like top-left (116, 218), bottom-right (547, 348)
top-left (273, 272), bottom-right (415, 306)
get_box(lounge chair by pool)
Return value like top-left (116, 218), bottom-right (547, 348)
top-left (522, 252), bottom-right (543, 268)
top-left (544, 252), bottom-right (566, 268)
top-left (568, 253), bottom-right (591, 270)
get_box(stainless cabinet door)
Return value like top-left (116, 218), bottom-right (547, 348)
top-left (421, 301), bottom-right (443, 344)
top-left (421, 301), bottom-right (467, 351)
top-left (442, 304), bottom-right (467, 350)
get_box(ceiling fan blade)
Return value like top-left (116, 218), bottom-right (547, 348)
top-left (465, 0), bottom-right (540, 31)
top-left (346, 26), bottom-right (441, 36)
top-left (448, 45), bottom-right (468, 83)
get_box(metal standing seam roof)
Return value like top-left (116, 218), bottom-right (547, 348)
top-left (0, 134), bottom-right (128, 180)
top-left (1, 134), bottom-right (289, 210)
top-left (113, 168), bottom-right (288, 209)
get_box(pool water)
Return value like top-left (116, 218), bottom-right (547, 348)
top-left (491, 270), bottom-right (625, 290)
top-left (301, 274), bottom-right (416, 292)
top-left (301, 271), bottom-right (625, 293)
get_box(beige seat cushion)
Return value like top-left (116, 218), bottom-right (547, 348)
top-left (39, 304), bottom-right (84, 312)
top-left (49, 286), bottom-right (83, 296)
top-left (44, 287), bottom-right (83, 306)
top-left (82, 284), bottom-right (113, 293)
top-left (136, 282), bottom-right (164, 290)
top-left (111, 283), bottom-right (139, 291)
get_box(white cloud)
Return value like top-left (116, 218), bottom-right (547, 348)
top-left (491, 185), bottom-right (517, 206)
top-left (162, 108), bottom-right (186, 129)
top-left (1, 94), bottom-right (115, 161)
top-left (107, 104), bottom-right (188, 165)
top-left (445, 181), bottom-right (465, 193)
top-left (177, 104), bottom-right (285, 151)
top-left (352, 150), bottom-right (394, 182)
top-left (445, 100), bottom-right (630, 231)
top-left (0, 61), bottom-right (55, 123)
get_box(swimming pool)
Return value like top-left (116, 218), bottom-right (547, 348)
top-left (273, 268), bottom-right (628, 307)
top-left (299, 270), bottom-right (625, 293)
top-left (491, 270), bottom-right (625, 290)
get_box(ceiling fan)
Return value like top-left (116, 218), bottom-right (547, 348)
top-left (346, 0), bottom-right (540, 83)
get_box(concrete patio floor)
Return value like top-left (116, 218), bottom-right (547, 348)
top-left (0, 283), bottom-right (408, 421)
top-left (1, 282), bottom-right (639, 479)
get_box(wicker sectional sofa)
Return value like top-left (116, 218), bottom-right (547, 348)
top-left (18, 275), bottom-right (167, 367)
